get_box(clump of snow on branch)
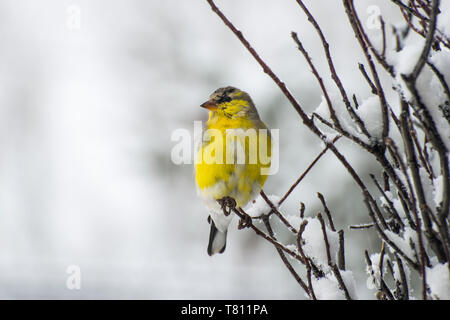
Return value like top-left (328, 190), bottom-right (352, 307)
top-left (437, 0), bottom-right (450, 36)
top-left (390, 36), bottom-right (450, 150)
top-left (418, 49), bottom-right (450, 149)
top-left (418, 167), bottom-right (437, 214)
top-left (355, 95), bottom-right (383, 138)
top-left (302, 217), bottom-right (339, 267)
top-left (426, 262), bottom-right (449, 300)
top-left (312, 270), bottom-right (357, 300)
top-left (314, 90), bottom-right (383, 144)
top-left (366, 252), bottom-right (387, 290)
top-left (245, 194), bottom-right (281, 217)
top-left (312, 274), bottom-right (343, 299)
top-left (285, 215), bottom-right (302, 232)
top-left (388, 37), bottom-right (424, 102)
top-left (392, 41), bottom-right (424, 75)
top-left (428, 48), bottom-right (450, 150)
top-left (384, 227), bottom-right (418, 260)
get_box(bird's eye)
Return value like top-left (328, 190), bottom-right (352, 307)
top-left (217, 95), bottom-right (232, 103)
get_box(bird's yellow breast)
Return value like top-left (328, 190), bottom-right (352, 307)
top-left (195, 108), bottom-right (271, 207)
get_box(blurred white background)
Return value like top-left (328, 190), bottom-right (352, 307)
top-left (0, 0), bottom-right (406, 299)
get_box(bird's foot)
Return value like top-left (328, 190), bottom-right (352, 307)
top-left (218, 196), bottom-right (236, 217)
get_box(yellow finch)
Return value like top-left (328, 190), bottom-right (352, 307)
top-left (195, 86), bottom-right (271, 255)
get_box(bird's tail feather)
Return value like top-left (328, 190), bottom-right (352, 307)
top-left (207, 217), bottom-right (227, 256)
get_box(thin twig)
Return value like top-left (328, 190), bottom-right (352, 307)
top-left (358, 63), bottom-right (378, 94)
top-left (279, 136), bottom-right (340, 205)
top-left (317, 213), bottom-right (332, 266)
top-left (380, 16), bottom-right (387, 58)
top-left (318, 213), bottom-right (352, 300)
top-left (427, 61), bottom-right (450, 103)
top-left (379, 241), bottom-right (386, 279)
top-left (299, 202), bottom-right (305, 219)
top-left (260, 190), bottom-right (297, 234)
top-left (395, 253), bottom-right (410, 300)
top-left (349, 223), bottom-right (375, 229)
top-left (317, 192), bottom-right (336, 232)
top-left (338, 230), bottom-right (346, 270)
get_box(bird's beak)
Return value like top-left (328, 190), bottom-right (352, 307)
top-left (200, 100), bottom-right (218, 111)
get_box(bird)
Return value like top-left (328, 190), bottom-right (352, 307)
top-left (195, 86), bottom-right (272, 256)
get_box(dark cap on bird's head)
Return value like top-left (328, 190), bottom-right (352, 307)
top-left (200, 86), bottom-right (260, 119)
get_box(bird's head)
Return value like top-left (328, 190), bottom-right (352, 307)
top-left (201, 86), bottom-right (260, 120)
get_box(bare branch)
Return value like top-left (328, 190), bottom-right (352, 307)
top-left (409, 0), bottom-right (440, 79)
top-left (380, 16), bottom-right (387, 58)
top-left (349, 222), bottom-right (375, 230)
top-left (299, 202), bottom-right (306, 219)
top-left (358, 63), bottom-right (378, 95)
top-left (317, 192), bottom-right (336, 232)
top-left (395, 253), bottom-right (410, 300)
top-left (317, 213), bottom-right (332, 266)
top-left (338, 230), bottom-right (346, 270)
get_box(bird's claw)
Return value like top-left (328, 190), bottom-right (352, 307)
top-left (218, 196), bottom-right (236, 217)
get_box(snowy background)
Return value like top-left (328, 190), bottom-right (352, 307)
top-left (0, 0), bottom-right (444, 299)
